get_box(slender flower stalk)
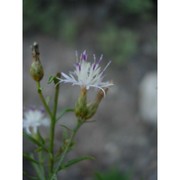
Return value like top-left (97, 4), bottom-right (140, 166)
top-left (49, 73), bottom-right (61, 173)
top-left (58, 50), bottom-right (113, 94)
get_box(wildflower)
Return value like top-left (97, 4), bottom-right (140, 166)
top-left (58, 50), bottom-right (113, 94)
top-left (23, 109), bottom-right (49, 135)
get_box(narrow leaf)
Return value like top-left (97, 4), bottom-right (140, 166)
top-left (23, 132), bottom-right (48, 152)
top-left (48, 76), bottom-right (55, 84)
top-left (37, 130), bottom-right (45, 145)
top-left (49, 173), bottom-right (58, 180)
top-left (23, 132), bottom-right (42, 146)
top-left (56, 108), bottom-right (74, 121)
top-left (30, 154), bottom-right (45, 180)
top-left (59, 156), bottom-right (95, 170)
top-left (60, 124), bottom-right (73, 132)
top-left (50, 174), bottom-right (58, 180)
top-left (23, 153), bottom-right (39, 164)
top-left (23, 171), bottom-right (39, 180)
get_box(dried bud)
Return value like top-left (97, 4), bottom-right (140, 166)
top-left (95, 88), bottom-right (108, 104)
top-left (30, 42), bottom-right (44, 82)
top-left (85, 88), bottom-right (108, 120)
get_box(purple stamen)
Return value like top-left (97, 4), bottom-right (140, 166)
top-left (93, 63), bottom-right (96, 70)
top-left (92, 54), bottom-right (97, 70)
top-left (80, 50), bottom-right (87, 61)
top-left (29, 106), bottom-right (36, 111)
top-left (40, 107), bottom-right (45, 113)
top-left (75, 62), bottom-right (81, 71)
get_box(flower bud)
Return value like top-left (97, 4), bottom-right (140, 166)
top-left (85, 88), bottom-right (108, 120)
top-left (75, 87), bottom-right (89, 120)
top-left (30, 42), bottom-right (44, 82)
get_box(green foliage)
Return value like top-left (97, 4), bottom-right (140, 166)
top-left (94, 168), bottom-right (131, 180)
top-left (59, 156), bottom-right (95, 170)
top-left (98, 25), bottom-right (138, 66)
top-left (121, 0), bottom-right (153, 16)
top-left (23, 0), bottom-right (156, 38)
top-left (23, 0), bottom-right (61, 35)
top-left (23, 153), bottom-right (39, 164)
top-left (59, 16), bottom-right (79, 43)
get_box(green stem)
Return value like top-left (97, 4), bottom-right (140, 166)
top-left (49, 79), bottom-right (60, 173)
top-left (38, 151), bottom-right (45, 180)
top-left (36, 82), bottom-right (53, 118)
top-left (53, 79), bottom-right (60, 120)
top-left (36, 81), bottom-right (54, 174)
top-left (31, 153), bottom-right (45, 180)
top-left (52, 121), bottom-right (83, 177)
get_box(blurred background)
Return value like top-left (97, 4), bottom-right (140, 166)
top-left (23, 0), bottom-right (157, 179)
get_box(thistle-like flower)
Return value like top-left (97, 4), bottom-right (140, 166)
top-left (23, 109), bottom-right (50, 135)
top-left (58, 50), bottom-right (113, 94)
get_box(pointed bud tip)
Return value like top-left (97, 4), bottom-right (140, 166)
top-left (33, 42), bottom-right (38, 47)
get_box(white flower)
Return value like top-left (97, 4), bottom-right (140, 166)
top-left (23, 109), bottom-right (50, 135)
top-left (58, 50), bottom-right (113, 94)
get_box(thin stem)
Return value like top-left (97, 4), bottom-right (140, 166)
top-left (36, 82), bottom-right (53, 118)
top-left (49, 77), bottom-right (60, 173)
top-left (52, 121), bottom-right (83, 177)
top-left (53, 77), bottom-right (60, 120)
top-left (36, 81), bottom-right (54, 174)
top-left (31, 153), bottom-right (45, 180)
top-left (38, 151), bottom-right (45, 180)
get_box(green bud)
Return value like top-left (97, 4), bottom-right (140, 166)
top-left (75, 88), bottom-right (108, 121)
top-left (30, 60), bottom-right (44, 81)
top-left (30, 42), bottom-right (44, 82)
top-left (75, 87), bottom-right (89, 120)
top-left (85, 103), bottom-right (98, 120)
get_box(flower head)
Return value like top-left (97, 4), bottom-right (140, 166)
top-left (58, 50), bottom-right (113, 94)
top-left (23, 109), bottom-right (50, 135)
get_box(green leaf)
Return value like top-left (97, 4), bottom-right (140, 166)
top-left (23, 132), bottom-right (48, 152)
top-left (49, 173), bottom-right (58, 180)
top-left (30, 154), bottom-right (45, 180)
top-left (56, 108), bottom-right (74, 122)
top-left (61, 125), bottom-right (70, 142)
top-left (94, 172), bottom-right (103, 180)
top-left (23, 132), bottom-right (42, 146)
top-left (35, 147), bottom-right (44, 152)
top-left (23, 171), bottom-right (39, 180)
top-left (37, 130), bottom-right (45, 145)
top-left (59, 156), bottom-right (95, 170)
top-left (23, 153), bottom-right (39, 164)
top-left (48, 75), bottom-right (55, 84)
top-left (60, 124), bottom-right (73, 132)
top-left (94, 168), bottom-right (131, 180)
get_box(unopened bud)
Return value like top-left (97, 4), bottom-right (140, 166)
top-left (30, 42), bottom-right (44, 82)
top-left (75, 87), bottom-right (88, 120)
top-left (85, 88), bottom-right (108, 120)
